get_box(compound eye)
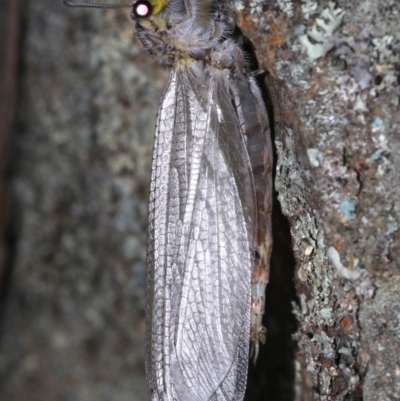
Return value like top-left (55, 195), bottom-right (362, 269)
top-left (132, 0), bottom-right (153, 19)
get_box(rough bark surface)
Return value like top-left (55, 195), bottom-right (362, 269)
top-left (235, 0), bottom-right (400, 400)
top-left (0, 0), bottom-right (399, 401)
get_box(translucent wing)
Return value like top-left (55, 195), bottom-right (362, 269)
top-left (145, 67), bottom-right (256, 401)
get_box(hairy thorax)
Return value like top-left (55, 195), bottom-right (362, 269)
top-left (135, 16), bottom-right (245, 71)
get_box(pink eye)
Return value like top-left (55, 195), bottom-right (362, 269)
top-left (132, 0), bottom-right (152, 18)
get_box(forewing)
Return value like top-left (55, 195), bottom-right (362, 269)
top-left (146, 67), bottom-right (256, 401)
top-left (146, 68), bottom-right (191, 400)
top-left (172, 70), bottom-right (256, 401)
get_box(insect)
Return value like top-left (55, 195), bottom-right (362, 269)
top-left (64, 0), bottom-right (273, 399)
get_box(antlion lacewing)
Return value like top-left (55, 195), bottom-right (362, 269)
top-left (64, 0), bottom-right (273, 399)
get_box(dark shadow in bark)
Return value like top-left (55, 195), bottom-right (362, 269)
top-left (245, 195), bottom-right (298, 401)
top-left (0, 0), bottom-right (25, 330)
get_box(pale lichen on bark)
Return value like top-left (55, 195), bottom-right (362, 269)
top-left (234, 0), bottom-right (400, 399)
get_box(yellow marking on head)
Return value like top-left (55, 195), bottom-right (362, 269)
top-left (150, 0), bottom-right (170, 15)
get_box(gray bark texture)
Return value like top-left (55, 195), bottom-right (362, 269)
top-left (1, 1), bottom-right (163, 400)
top-left (0, 0), bottom-right (399, 401)
top-left (234, 0), bottom-right (400, 400)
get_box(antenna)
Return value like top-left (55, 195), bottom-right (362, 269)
top-left (63, 0), bottom-right (131, 9)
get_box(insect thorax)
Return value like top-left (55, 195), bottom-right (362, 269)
top-left (134, 12), bottom-right (245, 71)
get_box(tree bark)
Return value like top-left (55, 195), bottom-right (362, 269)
top-left (0, 1), bottom-right (162, 399)
top-left (235, 0), bottom-right (400, 400)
